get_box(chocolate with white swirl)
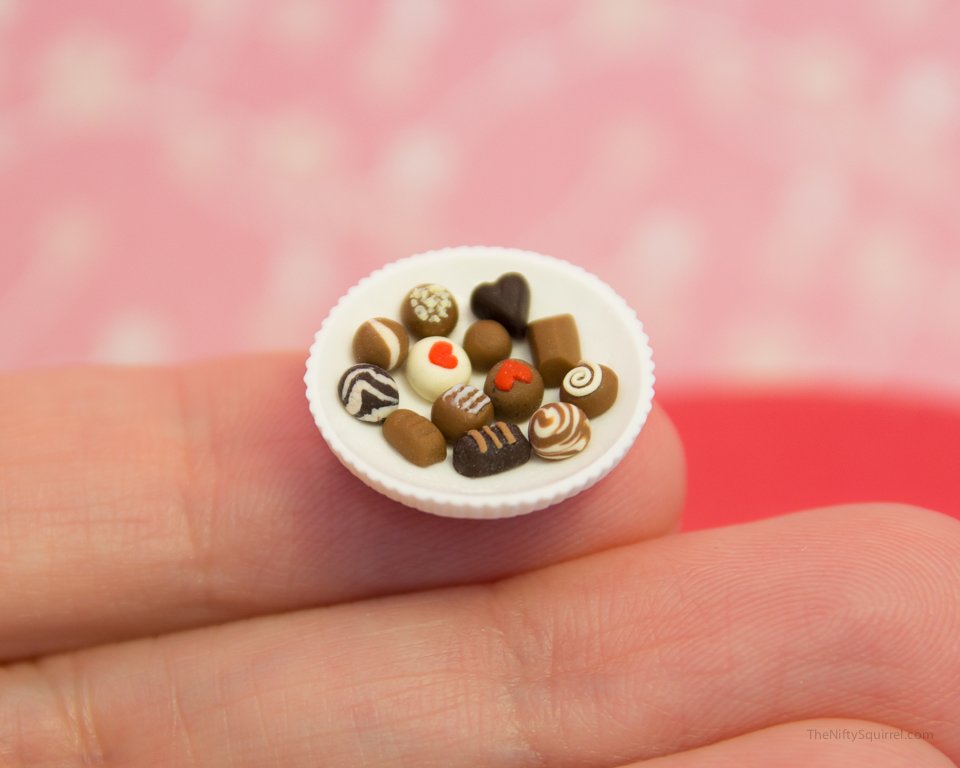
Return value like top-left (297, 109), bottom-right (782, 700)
top-left (337, 364), bottom-right (399, 423)
top-left (528, 403), bottom-right (591, 460)
top-left (559, 362), bottom-right (618, 419)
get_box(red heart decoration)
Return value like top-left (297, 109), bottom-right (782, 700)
top-left (429, 341), bottom-right (458, 369)
top-left (495, 360), bottom-right (533, 391)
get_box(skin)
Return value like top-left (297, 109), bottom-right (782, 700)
top-left (0, 353), bottom-right (957, 767)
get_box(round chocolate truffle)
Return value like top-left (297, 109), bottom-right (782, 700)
top-left (401, 283), bottom-right (458, 337)
top-left (431, 384), bottom-right (495, 442)
top-left (483, 359), bottom-right (544, 422)
top-left (559, 362), bottom-right (618, 419)
top-left (406, 336), bottom-right (472, 402)
top-left (337, 364), bottom-right (399, 423)
top-left (463, 319), bottom-right (512, 371)
top-left (528, 402), bottom-right (591, 460)
top-left (352, 317), bottom-right (409, 371)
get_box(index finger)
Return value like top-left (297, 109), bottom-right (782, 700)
top-left (0, 353), bottom-right (684, 659)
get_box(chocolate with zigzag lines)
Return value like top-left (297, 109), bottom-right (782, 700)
top-left (337, 363), bottom-right (399, 423)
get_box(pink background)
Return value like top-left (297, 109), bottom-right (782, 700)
top-left (1, 1), bottom-right (958, 399)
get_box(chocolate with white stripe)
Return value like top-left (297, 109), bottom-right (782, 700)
top-left (452, 421), bottom-right (531, 478)
top-left (352, 317), bottom-right (409, 371)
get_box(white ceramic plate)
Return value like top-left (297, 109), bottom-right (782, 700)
top-left (305, 246), bottom-right (655, 518)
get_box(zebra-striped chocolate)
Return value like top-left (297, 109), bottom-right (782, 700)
top-left (337, 364), bottom-right (399, 423)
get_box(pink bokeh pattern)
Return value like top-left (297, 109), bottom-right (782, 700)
top-left (1, 1), bottom-right (958, 397)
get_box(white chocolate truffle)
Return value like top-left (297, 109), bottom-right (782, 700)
top-left (405, 337), bottom-right (472, 402)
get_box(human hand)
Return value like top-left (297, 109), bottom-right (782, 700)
top-left (1, 354), bottom-right (957, 767)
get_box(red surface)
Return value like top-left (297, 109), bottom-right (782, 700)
top-left (660, 390), bottom-right (960, 531)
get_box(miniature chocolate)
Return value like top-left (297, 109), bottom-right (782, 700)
top-left (401, 283), bottom-right (458, 337)
top-left (452, 422), bottom-right (532, 477)
top-left (431, 384), bottom-right (495, 442)
top-left (483, 359), bottom-right (544, 422)
top-left (352, 317), bottom-right (409, 371)
top-left (528, 402), bottom-right (591, 460)
top-left (560, 362), bottom-right (618, 418)
top-left (462, 319), bottom-right (512, 371)
top-left (383, 409), bottom-right (447, 467)
top-left (527, 314), bottom-right (581, 387)
top-left (337, 364), bottom-right (399, 423)
top-left (406, 336), bottom-right (472, 402)
top-left (470, 273), bottom-right (530, 338)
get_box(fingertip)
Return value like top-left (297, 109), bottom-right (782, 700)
top-left (565, 401), bottom-right (687, 541)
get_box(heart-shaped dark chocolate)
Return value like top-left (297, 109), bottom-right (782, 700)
top-left (470, 273), bottom-right (530, 339)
